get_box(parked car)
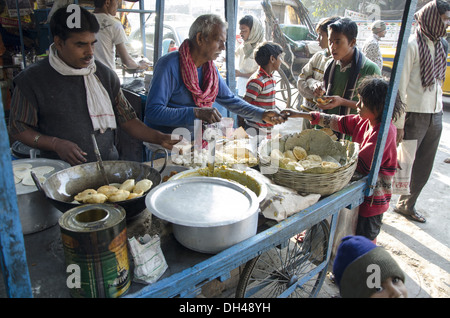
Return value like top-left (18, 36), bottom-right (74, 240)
top-left (126, 21), bottom-right (190, 63)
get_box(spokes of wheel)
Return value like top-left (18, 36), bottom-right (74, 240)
top-left (274, 69), bottom-right (300, 110)
top-left (235, 220), bottom-right (330, 298)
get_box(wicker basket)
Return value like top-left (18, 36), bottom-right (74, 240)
top-left (258, 130), bottom-right (359, 196)
top-left (261, 160), bottom-right (357, 196)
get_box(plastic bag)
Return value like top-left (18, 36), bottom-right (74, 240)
top-left (393, 140), bottom-right (417, 195)
top-left (128, 234), bottom-right (168, 284)
top-left (240, 167), bottom-right (321, 222)
top-left (260, 182), bottom-right (321, 222)
top-left (330, 207), bottom-right (359, 264)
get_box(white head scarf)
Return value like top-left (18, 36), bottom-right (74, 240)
top-left (243, 16), bottom-right (264, 58)
top-left (49, 43), bottom-right (117, 133)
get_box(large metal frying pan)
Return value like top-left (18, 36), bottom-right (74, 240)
top-left (34, 160), bottom-right (164, 219)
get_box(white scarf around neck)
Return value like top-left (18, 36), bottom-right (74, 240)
top-left (49, 43), bottom-right (117, 133)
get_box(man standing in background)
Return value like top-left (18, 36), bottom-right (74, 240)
top-left (362, 20), bottom-right (386, 71)
top-left (394, 0), bottom-right (450, 223)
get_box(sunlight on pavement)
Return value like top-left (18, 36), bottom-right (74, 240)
top-left (435, 171), bottom-right (450, 186)
top-left (379, 212), bottom-right (450, 298)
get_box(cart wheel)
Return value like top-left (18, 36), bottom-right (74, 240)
top-left (274, 69), bottom-right (300, 110)
top-left (235, 220), bottom-right (330, 298)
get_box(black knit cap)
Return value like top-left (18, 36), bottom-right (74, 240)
top-left (333, 236), bottom-right (405, 298)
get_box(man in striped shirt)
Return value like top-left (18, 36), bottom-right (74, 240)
top-left (243, 42), bottom-right (283, 134)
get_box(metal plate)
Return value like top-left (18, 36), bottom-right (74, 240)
top-left (13, 158), bottom-right (70, 195)
top-left (145, 177), bottom-right (258, 227)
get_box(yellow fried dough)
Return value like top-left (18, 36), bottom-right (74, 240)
top-left (270, 149), bottom-right (284, 161)
top-left (119, 179), bottom-right (135, 192)
top-left (279, 158), bottom-right (296, 169)
top-left (133, 179), bottom-right (153, 193)
top-left (299, 159), bottom-right (322, 169)
top-left (316, 97), bottom-right (331, 105)
top-left (285, 161), bottom-right (302, 171)
top-left (97, 185), bottom-right (119, 197)
top-left (292, 146), bottom-right (307, 160)
top-left (322, 161), bottom-right (340, 168)
top-left (306, 154), bottom-right (322, 162)
top-left (127, 192), bottom-right (143, 200)
top-left (84, 193), bottom-right (108, 204)
top-left (74, 189), bottom-right (97, 202)
top-left (108, 189), bottom-right (130, 202)
top-left (284, 150), bottom-right (297, 161)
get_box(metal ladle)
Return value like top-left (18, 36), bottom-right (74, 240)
top-left (91, 134), bottom-right (109, 185)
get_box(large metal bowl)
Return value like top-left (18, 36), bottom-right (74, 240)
top-left (36, 161), bottom-right (163, 219)
top-left (168, 166), bottom-right (267, 203)
top-left (13, 158), bottom-right (70, 234)
top-left (146, 177), bottom-right (259, 254)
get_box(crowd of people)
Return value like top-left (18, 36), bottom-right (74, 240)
top-left (6, 0), bottom-right (450, 298)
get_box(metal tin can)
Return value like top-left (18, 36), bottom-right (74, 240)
top-left (59, 204), bottom-right (130, 298)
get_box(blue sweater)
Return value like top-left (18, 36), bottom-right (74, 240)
top-left (144, 51), bottom-right (265, 135)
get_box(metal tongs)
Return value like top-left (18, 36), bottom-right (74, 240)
top-left (91, 134), bottom-right (109, 185)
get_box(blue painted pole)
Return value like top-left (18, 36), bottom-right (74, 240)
top-left (0, 91), bottom-right (33, 297)
top-left (225, 0), bottom-right (238, 121)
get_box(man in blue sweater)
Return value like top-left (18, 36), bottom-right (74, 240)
top-left (144, 14), bottom-right (286, 137)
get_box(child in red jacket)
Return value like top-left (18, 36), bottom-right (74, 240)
top-left (282, 76), bottom-right (405, 242)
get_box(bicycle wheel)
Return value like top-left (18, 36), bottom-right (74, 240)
top-left (274, 69), bottom-right (291, 109)
top-left (235, 220), bottom-right (330, 298)
top-left (274, 69), bottom-right (300, 110)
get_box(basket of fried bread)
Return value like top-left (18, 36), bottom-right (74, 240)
top-left (258, 129), bottom-right (359, 196)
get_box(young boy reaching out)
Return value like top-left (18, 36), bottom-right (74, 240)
top-left (243, 42), bottom-right (283, 134)
top-left (282, 76), bottom-right (405, 242)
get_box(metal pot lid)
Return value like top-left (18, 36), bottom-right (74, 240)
top-left (13, 158), bottom-right (70, 195)
top-left (145, 177), bottom-right (258, 227)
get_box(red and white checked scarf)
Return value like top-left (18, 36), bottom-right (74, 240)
top-left (179, 39), bottom-right (219, 107)
top-left (414, 0), bottom-right (447, 89)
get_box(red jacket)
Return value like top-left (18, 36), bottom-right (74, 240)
top-left (311, 113), bottom-right (397, 217)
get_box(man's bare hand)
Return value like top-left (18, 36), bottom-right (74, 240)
top-left (137, 60), bottom-right (151, 70)
top-left (262, 110), bottom-right (286, 125)
top-left (53, 138), bottom-right (87, 166)
top-left (193, 107), bottom-right (222, 124)
top-left (160, 134), bottom-right (183, 150)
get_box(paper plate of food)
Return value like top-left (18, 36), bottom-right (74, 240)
top-left (314, 96), bottom-right (332, 106)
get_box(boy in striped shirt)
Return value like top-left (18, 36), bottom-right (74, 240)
top-left (243, 42), bottom-right (283, 134)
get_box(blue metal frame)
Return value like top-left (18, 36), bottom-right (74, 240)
top-left (0, 0), bottom-right (417, 298)
top-left (0, 93), bottom-right (32, 298)
top-left (126, 180), bottom-right (365, 298)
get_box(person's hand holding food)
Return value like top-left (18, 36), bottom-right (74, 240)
top-left (312, 83), bottom-right (326, 97)
top-left (262, 110), bottom-right (287, 124)
top-left (137, 60), bottom-right (151, 70)
top-left (315, 95), bottom-right (342, 110)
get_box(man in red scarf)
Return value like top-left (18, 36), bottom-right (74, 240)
top-left (394, 0), bottom-right (450, 223)
top-left (144, 14), bottom-right (286, 136)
